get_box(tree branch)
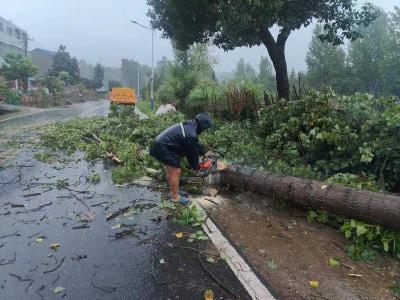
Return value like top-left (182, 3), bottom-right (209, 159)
top-left (277, 27), bottom-right (290, 47)
top-left (259, 26), bottom-right (277, 51)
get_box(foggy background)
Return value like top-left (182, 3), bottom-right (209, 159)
top-left (0, 0), bottom-right (397, 73)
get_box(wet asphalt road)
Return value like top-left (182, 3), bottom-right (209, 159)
top-left (0, 101), bottom-right (249, 300)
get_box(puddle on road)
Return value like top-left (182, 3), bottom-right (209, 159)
top-left (0, 150), bottom-right (168, 299)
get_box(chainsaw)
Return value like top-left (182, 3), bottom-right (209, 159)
top-left (198, 155), bottom-right (219, 178)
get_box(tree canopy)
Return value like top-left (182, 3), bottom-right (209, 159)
top-left (156, 43), bottom-right (215, 107)
top-left (148, 0), bottom-right (376, 100)
top-left (235, 58), bottom-right (257, 82)
top-left (93, 62), bottom-right (105, 89)
top-left (258, 56), bottom-right (275, 91)
top-left (305, 6), bottom-right (400, 97)
top-left (50, 45), bottom-right (80, 84)
top-left (0, 53), bottom-right (38, 89)
top-left (306, 24), bottom-right (347, 93)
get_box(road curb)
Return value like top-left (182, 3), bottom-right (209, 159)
top-left (193, 199), bottom-right (276, 300)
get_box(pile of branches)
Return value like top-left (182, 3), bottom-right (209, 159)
top-left (39, 107), bottom-right (185, 183)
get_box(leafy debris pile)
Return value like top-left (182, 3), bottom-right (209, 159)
top-left (204, 92), bottom-right (400, 193)
top-left (40, 104), bottom-right (185, 183)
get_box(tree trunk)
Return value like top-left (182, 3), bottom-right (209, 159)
top-left (220, 165), bottom-right (400, 230)
top-left (260, 28), bottom-right (290, 100)
top-left (271, 46), bottom-right (290, 100)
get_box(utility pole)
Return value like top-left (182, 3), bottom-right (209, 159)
top-left (130, 20), bottom-right (155, 109)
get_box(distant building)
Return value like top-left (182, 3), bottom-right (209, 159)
top-left (0, 16), bottom-right (28, 64)
top-left (29, 48), bottom-right (55, 75)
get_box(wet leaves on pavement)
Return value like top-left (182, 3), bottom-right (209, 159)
top-left (36, 237), bottom-right (44, 244)
top-left (175, 232), bottom-right (184, 238)
top-left (328, 258), bottom-right (340, 267)
top-left (309, 280), bottom-right (319, 289)
top-left (53, 286), bottom-right (65, 294)
top-left (206, 257), bottom-right (216, 264)
top-left (266, 260), bottom-right (278, 270)
top-left (49, 243), bottom-right (61, 251)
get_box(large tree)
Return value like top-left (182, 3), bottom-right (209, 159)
top-left (93, 62), bottom-right (105, 89)
top-left (235, 58), bottom-right (257, 82)
top-left (347, 8), bottom-right (394, 95)
top-left (306, 24), bottom-right (347, 93)
top-left (154, 56), bottom-right (172, 91)
top-left (0, 53), bottom-right (38, 89)
top-left (148, 0), bottom-right (376, 100)
top-left (157, 43), bottom-right (215, 106)
top-left (388, 7), bottom-right (400, 96)
top-left (258, 56), bottom-right (275, 91)
top-left (50, 45), bottom-right (80, 84)
top-left (121, 59), bottom-right (146, 90)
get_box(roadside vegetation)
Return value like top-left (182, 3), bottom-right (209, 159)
top-left (33, 1), bottom-right (400, 268)
top-left (0, 45), bottom-right (100, 107)
top-left (136, 99), bottom-right (160, 116)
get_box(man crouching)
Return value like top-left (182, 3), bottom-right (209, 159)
top-left (149, 112), bottom-right (213, 205)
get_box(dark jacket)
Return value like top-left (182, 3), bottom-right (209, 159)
top-left (149, 119), bottom-right (207, 169)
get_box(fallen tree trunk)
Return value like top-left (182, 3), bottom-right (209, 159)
top-left (220, 165), bottom-right (400, 230)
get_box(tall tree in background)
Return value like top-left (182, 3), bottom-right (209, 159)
top-left (148, 0), bottom-right (376, 100)
top-left (121, 59), bottom-right (148, 91)
top-left (0, 53), bottom-right (38, 90)
top-left (306, 24), bottom-right (347, 93)
top-left (153, 56), bottom-right (172, 91)
top-left (157, 43), bottom-right (215, 106)
top-left (388, 7), bottom-right (400, 96)
top-left (108, 80), bottom-right (122, 92)
top-left (171, 43), bottom-right (215, 104)
top-left (347, 8), bottom-right (393, 95)
top-left (258, 56), bottom-right (275, 91)
top-left (50, 45), bottom-right (80, 84)
top-left (93, 62), bottom-right (104, 89)
top-left (235, 58), bottom-right (257, 82)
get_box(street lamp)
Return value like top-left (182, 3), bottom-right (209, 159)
top-left (130, 20), bottom-right (155, 110)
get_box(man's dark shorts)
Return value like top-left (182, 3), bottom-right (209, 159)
top-left (149, 142), bottom-right (181, 168)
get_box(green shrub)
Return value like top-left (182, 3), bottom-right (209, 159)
top-left (157, 81), bottom-right (176, 104)
top-left (0, 76), bottom-right (21, 104)
top-left (40, 111), bottom-right (185, 184)
top-left (258, 91), bottom-right (400, 191)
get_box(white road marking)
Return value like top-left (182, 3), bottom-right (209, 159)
top-left (194, 199), bottom-right (275, 300)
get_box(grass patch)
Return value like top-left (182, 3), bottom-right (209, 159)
top-left (136, 99), bottom-right (160, 116)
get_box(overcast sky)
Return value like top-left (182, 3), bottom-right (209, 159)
top-left (1, 0), bottom-right (398, 73)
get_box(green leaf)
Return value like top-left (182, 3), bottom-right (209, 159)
top-left (328, 258), bottom-right (340, 267)
top-left (382, 240), bottom-right (390, 252)
top-left (356, 225), bottom-right (368, 237)
top-left (266, 260), bottom-right (278, 270)
top-left (350, 219), bottom-right (357, 228)
top-left (53, 287), bottom-right (65, 294)
top-left (188, 238), bottom-right (194, 243)
top-left (206, 257), bottom-right (216, 263)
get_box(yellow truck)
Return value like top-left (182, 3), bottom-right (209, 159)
top-left (109, 87), bottom-right (136, 108)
